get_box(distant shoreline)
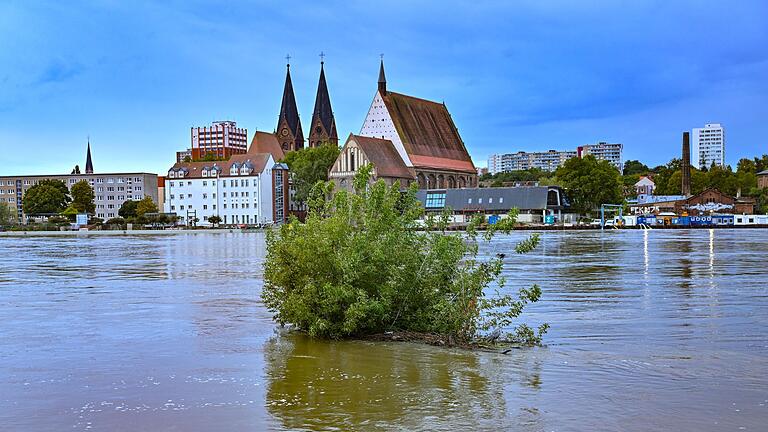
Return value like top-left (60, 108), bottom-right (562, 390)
top-left (2, 225), bottom-right (768, 237)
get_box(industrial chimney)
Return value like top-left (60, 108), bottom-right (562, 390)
top-left (682, 131), bottom-right (691, 196)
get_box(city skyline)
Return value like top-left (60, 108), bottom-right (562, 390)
top-left (1, 1), bottom-right (767, 176)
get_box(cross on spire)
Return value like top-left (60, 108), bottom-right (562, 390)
top-left (319, 51), bottom-right (325, 64)
top-left (285, 53), bottom-right (291, 66)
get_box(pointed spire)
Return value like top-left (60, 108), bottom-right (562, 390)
top-left (378, 55), bottom-right (387, 95)
top-left (85, 138), bottom-right (94, 174)
top-left (276, 58), bottom-right (304, 151)
top-left (309, 54), bottom-right (338, 147)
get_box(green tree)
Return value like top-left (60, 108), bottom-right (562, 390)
top-left (262, 165), bottom-right (547, 345)
top-left (118, 200), bottom-right (138, 218)
top-left (61, 205), bottom-right (79, 221)
top-left (737, 158), bottom-right (756, 174)
top-left (622, 160), bottom-right (650, 176)
top-left (555, 155), bottom-right (623, 215)
top-left (71, 180), bottom-right (95, 214)
top-left (208, 215), bottom-right (222, 227)
top-left (23, 180), bottom-right (70, 216)
top-left (282, 144), bottom-right (341, 203)
top-left (135, 196), bottom-right (158, 217)
top-left (0, 202), bottom-right (15, 225)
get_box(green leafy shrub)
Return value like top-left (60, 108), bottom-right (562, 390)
top-left (262, 165), bottom-right (548, 345)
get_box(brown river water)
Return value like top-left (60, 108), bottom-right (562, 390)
top-left (1, 230), bottom-right (767, 431)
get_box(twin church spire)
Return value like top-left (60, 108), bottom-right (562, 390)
top-left (276, 55), bottom-right (338, 152)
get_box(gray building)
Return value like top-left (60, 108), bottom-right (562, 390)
top-left (0, 143), bottom-right (158, 223)
top-left (416, 186), bottom-right (573, 224)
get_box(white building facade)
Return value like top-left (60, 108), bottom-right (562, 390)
top-left (692, 123), bottom-right (725, 169)
top-left (578, 142), bottom-right (623, 171)
top-left (487, 150), bottom-right (578, 174)
top-left (164, 154), bottom-right (281, 226)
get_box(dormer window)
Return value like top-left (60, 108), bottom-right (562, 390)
top-left (202, 170), bottom-right (208, 177)
top-left (168, 171), bottom-right (175, 178)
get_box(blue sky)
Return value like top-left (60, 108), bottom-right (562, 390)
top-left (1, 0), bottom-right (766, 176)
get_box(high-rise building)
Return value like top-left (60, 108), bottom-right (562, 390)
top-left (190, 121), bottom-right (248, 160)
top-left (691, 123), bottom-right (725, 169)
top-left (276, 62), bottom-right (304, 152)
top-left (487, 150), bottom-right (577, 174)
top-left (577, 142), bottom-right (623, 171)
top-left (308, 59), bottom-right (338, 147)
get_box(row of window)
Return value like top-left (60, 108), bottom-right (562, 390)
top-left (169, 179), bottom-right (257, 188)
top-left (170, 202), bottom-right (257, 211)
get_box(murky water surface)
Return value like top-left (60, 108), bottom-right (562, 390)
top-left (1, 230), bottom-right (767, 431)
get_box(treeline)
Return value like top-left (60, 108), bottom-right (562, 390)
top-left (480, 154), bottom-right (768, 214)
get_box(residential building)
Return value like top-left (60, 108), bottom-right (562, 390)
top-left (578, 142), bottom-right (623, 171)
top-left (0, 142), bottom-right (157, 223)
top-left (634, 176), bottom-right (656, 196)
top-left (163, 132), bottom-right (289, 226)
top-left (691, 123), bottom-right (725, 169)
top-left (190, 120), bottom-right (248, 160)
top-left (175, 148), bottom-right (192, 163)
top-left (338, 60), bottom-right (476, 189)
top-left (487, 150), bottom-right (577, 174)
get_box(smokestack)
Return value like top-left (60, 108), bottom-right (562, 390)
top-left (682, 131), bottom-right (691, 196)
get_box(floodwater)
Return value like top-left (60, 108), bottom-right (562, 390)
top-left (1, 230), bottom-right (767, 431)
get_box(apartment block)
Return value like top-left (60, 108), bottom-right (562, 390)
top-left (691, 123), bottom-right (725, 169)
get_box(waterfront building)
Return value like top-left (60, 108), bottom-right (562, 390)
top-left (308, 59), bottom-right (338, 147)
top-left (163, 131), bottom-right (289, 226)
top-left (577, 142), bottom-right (623, 171)
top-left (487, 150), bottom-right (577, 174)
top-left (0, 142), bottom-right (158, 223)
top-left (343, 60), bottom-right (476, 189)
top-left (190, 120), bottom-right (248, 160)
top-left (634, 176), bottom-right (655, 196)
top-left (691, 123), bottom-right (725, 169)
top-left (758, 170), bottom-right (768, 189)
top-left (630, 188), bottom-right (755, 216)
top-left (276, 62), bottom-right (305, 152)
top-left (416, 186), bottom-right (575, 224)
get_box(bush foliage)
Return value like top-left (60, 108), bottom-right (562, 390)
top-left (262, 165), bottom-right (548, 345)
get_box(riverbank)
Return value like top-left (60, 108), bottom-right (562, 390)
top-left (0, 228), bottom-right (253, 237)
top-left (3, 224), bottom-right (768, 236)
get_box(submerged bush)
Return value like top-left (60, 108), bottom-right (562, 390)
top-left (262, 165), bottom-right (548, 345)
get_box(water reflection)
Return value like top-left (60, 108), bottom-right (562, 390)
top-left (264, 334), bottom-right (524, 431)
top-left (1, 231), bottom-right (768, 431)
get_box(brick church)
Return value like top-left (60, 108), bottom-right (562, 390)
top-left (329, 60), bottom-right (477, 192)
top-left (275, 58), bottom-right (339, 152)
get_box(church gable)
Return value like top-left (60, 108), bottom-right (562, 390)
top-left (360, 91), bottom-right (413, 167)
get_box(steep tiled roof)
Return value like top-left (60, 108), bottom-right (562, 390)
top-left (381, 91), bottom-right (475, 173)
top-left (169, 153), bottom-right (271, 179)
top-left (758, 170), bottom-right (768, 176)
top-left (350, 134), bottom-right (413, 179)
top-left (249, 131), bottom-right (284, 161)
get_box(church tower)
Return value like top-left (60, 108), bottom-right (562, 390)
top-left (85, 139), bottom-right (94, 174)
top-left (308, 55), bottom-right (338, 147)
top-left (276, 60), bottom-right (304, 152)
